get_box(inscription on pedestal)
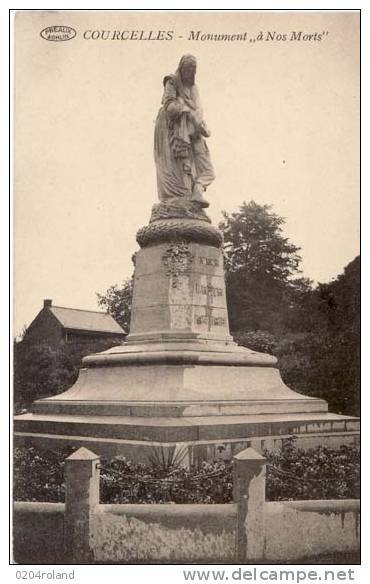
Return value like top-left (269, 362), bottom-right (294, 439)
top-left (195, 283), bottom-right (223, 297)
top-left (196, 315), bottom-right (226, 326)
top-left (131, 243), bottom-right (229, 335)
top-left (199, 257), bottom-right (219, 267)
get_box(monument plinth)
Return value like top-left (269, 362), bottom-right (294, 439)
top-left (15, 211), bottom-right (358, 460)
top-left (14, 55), bottom-right (359, 461)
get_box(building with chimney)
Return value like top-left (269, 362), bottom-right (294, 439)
top-left (23, 299), bottom-right (126, 346)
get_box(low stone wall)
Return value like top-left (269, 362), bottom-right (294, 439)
top-left (97, 503), bottom-right (236, 534)
top-left (13, 501), bottom-right (235, 564)
top-left (264, 500), bottom-right (360, 562)
top-left (12, 448), bottom-right (360, 564)
top-left (92, 506), bottom-right (235, 563)
top-left (13, 502), bottom-right (65, 564)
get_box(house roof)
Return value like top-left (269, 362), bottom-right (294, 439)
top-left (49, 306), bottom-right (126, 335)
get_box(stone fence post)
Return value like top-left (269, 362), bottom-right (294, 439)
top-left (64, 447), bottom-right (100, 563)
top-left (233, 447), bottom-right (266, 563)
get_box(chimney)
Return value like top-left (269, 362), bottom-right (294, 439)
top-left (44, 299), bottom-right (52, 308)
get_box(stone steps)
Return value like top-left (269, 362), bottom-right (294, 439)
top-left (15, 410), bottom-right (359, 444)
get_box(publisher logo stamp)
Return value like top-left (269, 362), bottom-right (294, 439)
top-left (40, 26), bottom-right (76, 42)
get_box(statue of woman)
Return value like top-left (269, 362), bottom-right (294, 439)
top-left (154, 55), bottom-right (215, 209)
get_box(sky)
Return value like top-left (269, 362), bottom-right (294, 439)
top-left (14, 10), bottom-right (360, 335)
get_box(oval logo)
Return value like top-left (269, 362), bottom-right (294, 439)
top-left (40, 26), bottom-right (76, 42)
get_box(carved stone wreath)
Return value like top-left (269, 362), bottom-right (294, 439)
top-left (161, 243), bottom-right (194, 288)
top-left (136, 219), bottom-right (223, 249)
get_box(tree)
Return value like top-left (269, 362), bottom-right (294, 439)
top-left (219, 201), bottom-right (310, 334)
top-left (276, 256), bottom-right (360, 416)
top-left (91, 204), bottom-right (359, 416)
top-left (14, 337), bottom-right (117, 410)
top-left (96, 277), bottom-right (133, 332)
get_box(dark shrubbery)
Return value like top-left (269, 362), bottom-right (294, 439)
top-left (99, 458), bottom-right (233, 504)
top-left (13, 338), bottom-right (117, 411)
top-left (266, 440), bottom-right (360, 501)
top-left (13, 446), bottom-right (67, 502)
top-left (13, 442), bottom-right (359, 504)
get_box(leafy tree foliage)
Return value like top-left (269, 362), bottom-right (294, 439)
top-left (96, 277), bottom-right (133, 332)
top-left (232, 258), bottom-right (360, 416)
top-left (219, 201), bottom-right (310, 333)
top-left (277, 257), bottom-right (360, 415)
top-left (219, 202), bottom-right (359, 416)
top-left (220, 200), bottom-right (301, 279)
top-left (14, 338), bottom-right (116, 410)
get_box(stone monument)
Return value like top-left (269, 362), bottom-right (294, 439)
top-left (15, 56), bottom-right (359, 462)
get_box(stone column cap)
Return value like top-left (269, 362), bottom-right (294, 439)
top-left (66, 447), bottom-right (100, 461)
top-left (234, 447), bottom-right (266, 462)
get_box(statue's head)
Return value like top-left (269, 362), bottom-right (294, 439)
top-left (177, 55), bottom-right (197, 86)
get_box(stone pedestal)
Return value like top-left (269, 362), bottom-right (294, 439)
top-left (130, 241), bottom-right (230, 339)
top-left (14, 211), bottom-right (359, 462)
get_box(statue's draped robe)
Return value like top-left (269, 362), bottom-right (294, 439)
top-left (154, 74), bottom-right (215, 202)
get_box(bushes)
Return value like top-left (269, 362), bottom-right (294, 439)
top-left (229, 257), bottom-right (360, 418)
top-left (99, 458), bottom-right (233, 504)
top-left (13, 447), bottom-right (68, 503)
top-left (13, 442), bottom-right (360, 504)
top-left (234, 328), bottom-right (360, 417)
top-left (14, 338), bottom-right (117, 410)
top-left (275, 331), bottom-right (360, 417)
top-left (13, 447), bottom-right (233, 504)
top-left (266, 440), bottom-right (360, 501)
top-left (233, 330), bottom-right (276, 355)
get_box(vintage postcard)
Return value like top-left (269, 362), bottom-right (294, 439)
top-left (13, 10), bottom-right (360, 568)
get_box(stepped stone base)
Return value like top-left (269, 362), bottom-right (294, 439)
top-left (14, 409), bottom-right (359, 464)
top-left (14, 229), bottom-right (359, 463)
top-left (14, 343), bottom-right (359, 463)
